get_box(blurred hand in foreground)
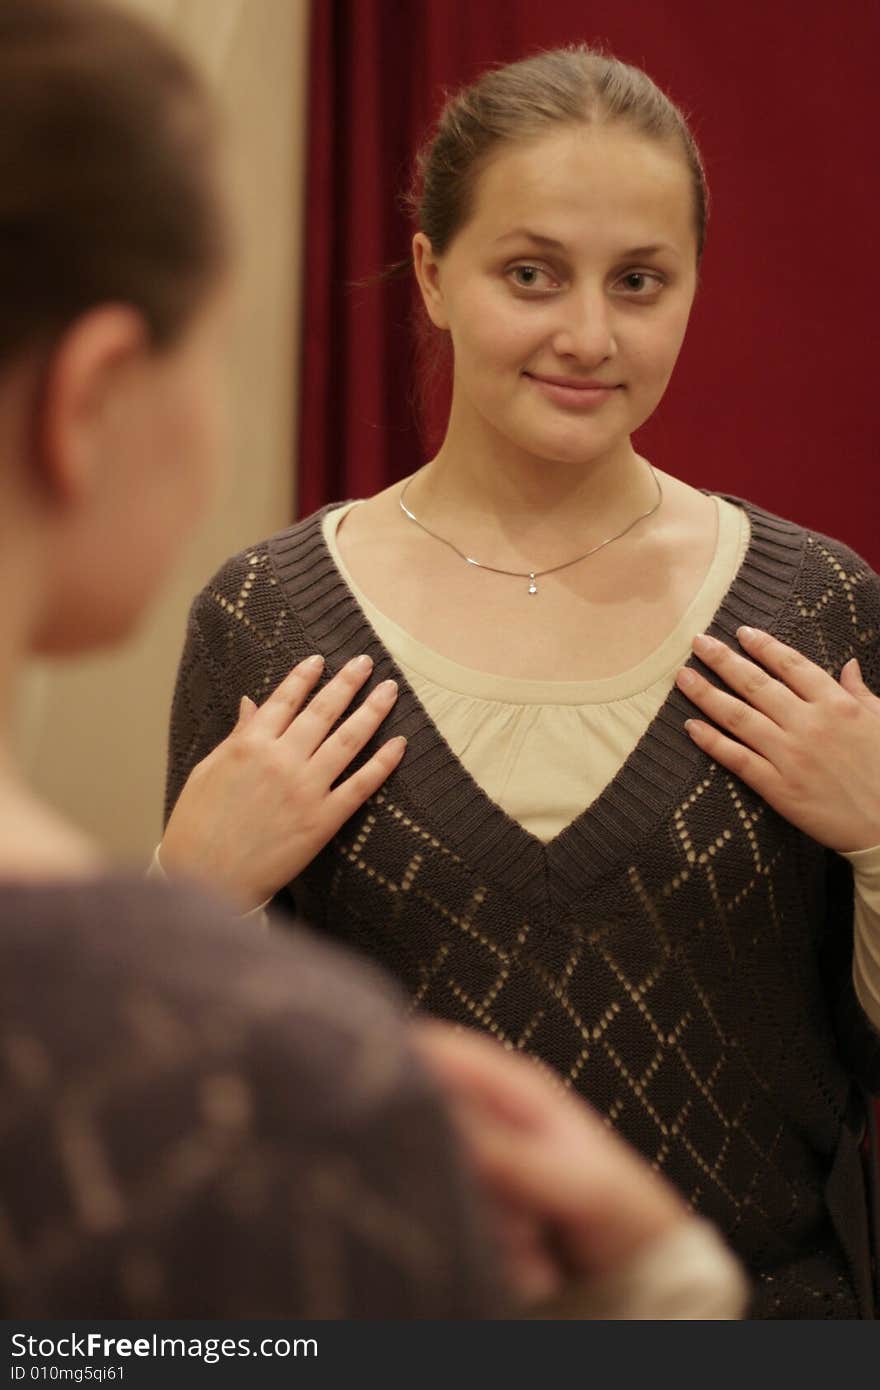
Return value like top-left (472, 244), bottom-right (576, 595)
top-left (414, 1022), bottom-right (705, 1310)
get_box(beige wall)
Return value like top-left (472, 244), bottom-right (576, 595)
top-left (14, 0), bottom-right (309, 863)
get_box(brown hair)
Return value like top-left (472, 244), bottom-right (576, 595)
top-left (0, 0), bottom-right (229, 367)
top-left (411, 44), bottom-right (708, 263)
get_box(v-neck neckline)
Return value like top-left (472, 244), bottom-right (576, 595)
top-left (268, 494), bottom-right (805, 913)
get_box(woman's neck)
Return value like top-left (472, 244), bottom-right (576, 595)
top-left (0, 744), bottom-right (103, 884)
top-left (408, 412), bottom-right (659, 573)
top-left (0, 540), bottom-right (104, 885)
top-left (425, 443), bottom-right (648, 513)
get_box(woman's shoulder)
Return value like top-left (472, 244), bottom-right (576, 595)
top-left (185, 501), bottom-right (355, 639)
top-left (0, 875), bottom-right (477, 1319)
top-left (0, 871), bottom-right (408, 1066)
top-left (0, 871), bottom-right (244, 967)
top-left (197, 502), bottom-right (345, 593)
top-left (253, 483), bottom-right (400, 586)
top-left (715, 492), bottom-right (880, 676)
top-left (713, 491), bottom-right (877, 585)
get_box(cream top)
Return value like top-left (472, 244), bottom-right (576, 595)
top-left (325, 495), bottom-right (748, 839)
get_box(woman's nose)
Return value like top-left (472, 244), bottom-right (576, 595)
top-left (550, 289), bottom-right (617, 365)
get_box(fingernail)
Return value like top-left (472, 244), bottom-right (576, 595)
top-left (388, 735), bottom-right (407, 753)
top-left (374, 679), bottom-right (398, 699)
top-left (303, 653), bottom-right (324, 671)
top-left (677, 667), bottom-right (698, 688)
top-left (350, 654), bottom-right (373, 672)
top-left (737, 626), bottom-right (757, 642)
top-left (692, 632), bottom-right (717, 653)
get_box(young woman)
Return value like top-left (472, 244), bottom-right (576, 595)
top-left (162, 48), bottom-right (880, 1317)
top-left (0, 2), bottom-right (748, 1321)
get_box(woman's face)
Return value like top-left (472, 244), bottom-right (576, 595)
top-left (417, 123), bottom-right (699, 468)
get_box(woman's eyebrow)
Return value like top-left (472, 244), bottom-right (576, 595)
top-left (620, 243), bottom-right (678, 259)
top-left (494, 229), bottom-right (565, 248)
top-left (494, 229), bottom-right (679, 259)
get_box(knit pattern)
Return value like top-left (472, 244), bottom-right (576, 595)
top-left (0, 878), bottom-right (500, 1318)
top-left (166, 496), bottom-right (880, 1319)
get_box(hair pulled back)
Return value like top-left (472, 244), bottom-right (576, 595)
top-left (411, 44), bottom-right (708, 263)
top-left (0, 0), bottom-right (229, 367)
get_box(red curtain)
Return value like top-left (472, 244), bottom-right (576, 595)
top-left (299, 0), bottom-right (880, 570)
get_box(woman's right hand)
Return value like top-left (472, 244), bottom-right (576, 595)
top-left (159, 653), bottom-right (405, 911)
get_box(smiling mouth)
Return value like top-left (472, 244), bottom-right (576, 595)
top-left (524, 373), bottom-right (622, 391)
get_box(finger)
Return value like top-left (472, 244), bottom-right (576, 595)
top-left (250, 654), bottom-right (325, 738)
top-left (285, 654), bottom-right (376, 757)
top-left (414, 1023), bottom-right (570, 1133)
top-left (489, 1203), bottom-right (563, 1306)
top-left (839, 658), bottom-right (860, 694)
top-left (734, 626), bottom-right (838, 702)
top-left (445, 1095), bottom-right (626, 1248)
top-left (311, 678), bottom-right (400, 784)
top-left (683, 717), bottom-right (783, 801)
top-left (689, 633), bottom-right (797, 725)
top-left (237, 694), bottom-right (258, 725)
top-left (840, 656), bottom-right (878, 704)
top-left (323, 734), bottom-right (407, 828)
top-left (419, 1028), bottom-right (688, 1258)
top-left (451, 1107), bottom-right (570, 1207)
top-left (675, 664), bottom-right (782, 754)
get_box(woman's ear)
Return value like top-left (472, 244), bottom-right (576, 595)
top-left (34, 304), bottom-right (149, 506)
top-left (412, 232), bottom-right (450, 331)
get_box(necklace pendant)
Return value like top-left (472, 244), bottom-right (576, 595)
top-left (528, 573), bottom-right (538, 595)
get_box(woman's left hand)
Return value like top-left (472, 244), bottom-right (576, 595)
top-left (676, 626), bottom-right (880, 853)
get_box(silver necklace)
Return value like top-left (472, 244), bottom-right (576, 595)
top-left (398, 463), bottom-right (663, 596)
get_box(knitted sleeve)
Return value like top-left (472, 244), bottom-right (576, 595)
top-left (802, 531), bottom-right (880, 1093)
top-left (164, 540), bottom-right (313, 826)
top-left (822, 850), bottom-right (880, 1093)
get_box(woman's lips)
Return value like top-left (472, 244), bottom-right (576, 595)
top-left (525, 373), bottom-right (621, 410)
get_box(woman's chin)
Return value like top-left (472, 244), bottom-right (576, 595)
top-left (509, 429), bottom-right (626, 469)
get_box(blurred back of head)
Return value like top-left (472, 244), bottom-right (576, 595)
top-left (0, 0), bottom-right (230, 371)
top-left (0, 0), bottom-right (234, 657)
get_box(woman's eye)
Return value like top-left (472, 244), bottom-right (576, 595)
top-left (509, 264), bottom-right (555, 291)
top-left (617, 270), bottom-right (664, 295)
